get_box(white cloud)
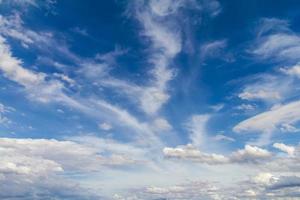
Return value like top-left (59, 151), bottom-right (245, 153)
top-left (185, 114), bottom-right (210, 147)
top-left (235, 103), bottom-right (255, 111)
top-left (98, 122), bottom-right (112, 131)
top-left (267, 176), bottom-right (300, 191)
top-left (253, 172), bottom-right (276, 185)
top-left (252, 18), bottom-right (300, 62)
top-left (236, 73), bottom-right (295, 105)
top-left (164, 144), bottom-right (271, 164)
top-left (0, 13), bottom-right (80, 62)
top-left (118, 180), bottom-right (224, 200)
top-left (238, 90), bottom-right (281, 101)
top-left (0, 102), bottom-right (13, 125)
top-left (280, 63), bottom-right (300, 78)
top-left (213, 134), bottom-right (235, 142)
top-left (280, 123), bottom-right (300, 133)
top-left (0, 35), bottom-right (77, 105)
top-left (152, 118), bottom-right (172, 132)
top-left (129, 0), bottom-right (183, 114)
top-left (163, 144), bottom-right (229, 164)
top-left (0, 29), bottom-right (162, 145)
top-left (0, 136), bottom-right (145, 199)
top-left (200, 39), bottom-right (227, 59)
top-left (100, 0), bottom-right (220, 116)
top-left (0, 137), bottom-right (138, 172)
top-left (273, 143), bottom-right (295, 156)
top-left (253, 34), bottom-right (300, 62)
top-left (233, 100), bottom-right (300, 133)
top-left (230, 145), bottom-right (272, 163)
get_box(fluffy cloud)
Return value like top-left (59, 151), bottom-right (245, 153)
top-left (0, 137), bottom-right (145, 199)
top-left (115, 174), bottom-right (300, 200)
top-left (163, 144), bottom-right (229, 164)
top-left (163, 144), bottom-right (271, 164)
top-left (0, 137), bottom-right (139, 172)
top-left (230, 145), bottom-right (272, 163)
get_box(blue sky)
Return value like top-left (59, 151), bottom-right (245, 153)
top-left (1, 0), bottom-right (300, 199)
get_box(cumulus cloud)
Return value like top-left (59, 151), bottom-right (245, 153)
top-left (0, 137), bottom-right (145, 199)
top-left (0, 137), bottom-right (139, 172)
top-left (163, 144), bottom-right (229, 164)
top-left (163, 144), bottom-right (271, 164)
top-left (230, 145), bottom-right (272, 163)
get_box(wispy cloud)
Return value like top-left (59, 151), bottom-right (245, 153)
top-left (251, 18), bottom-right (300, 63)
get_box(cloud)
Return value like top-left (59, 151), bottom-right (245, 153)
top-left (280, 63), bottom-right (300, 78)
top-left (163, 144), bottom-right (229, 164)
top-left (99, 0), bottom-right (221, 116)
top-left (233, 100), bottom-right (300, 133)
top-left (0, 13), bottom-right (80, 61)
top-left (213, 134), bottom-right (235, 142)
top-left (235, 103), bottom-right (255, 111)
top-left (0, 35), bottom-right (76, 105)
top-left (152, 118), bottom-right (172, 132)
top-left (251, 18), bottom-right (300, 63)
top-left (123, 0), bottom-right (185, 115)
top-left (117, 180), bottom-right (224, 200)
top-left (200, 39), bottom-right (227, 59)
top-left (0, 136), bottom-right (146, 199)
top-left (253, 172), bottom-right (277, 185)
top-left (185, 114), bottom-right (210, 147)
top-left (268, 176), bottom-right (300, 190)
top-left (273, 143), bottom-right (295, 156)
top-left (280, 123), bottom-right (300, 133)
top-left (237, 74), bottom-right (289, 103)
top-left (0, 24), bottom-right (162, 145)
top-left (238, 90), bottom-right (281, 101)
top-left (98, 122), bottom-right (113, 131)
top-left (0, 137), bottom-right (139, 172)
top-left (230, 145), bottom-right (272, 163)
top-left (0, 102), bottom-right (13, 125)
top-left (163, 144), bottom-right (271, 164)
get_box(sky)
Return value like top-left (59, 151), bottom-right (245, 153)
top-left (1, 0), bottom-right (300, 199)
